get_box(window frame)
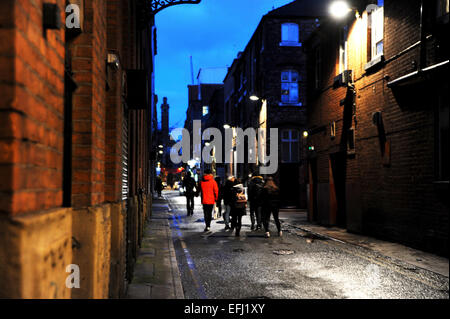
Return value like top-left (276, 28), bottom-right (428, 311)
top-left (368, 4), bottom-right (384, 61)
top-left (281, 129), bottom-right (300, 163)
top-left (280, 23), bottom-right (302, 47)
top-left (280, 69), bottom-right (301, 106)
top-left (338, 25), bottom-right (349, 75)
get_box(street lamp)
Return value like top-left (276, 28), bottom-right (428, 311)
top-left (249, 93), bottom-right (259, 101)
top-left (223, 124), bottom-right (231, 129)
top-left (329, 1), bottom-right (352, 19)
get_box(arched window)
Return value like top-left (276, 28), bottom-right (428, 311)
top-left (281, 129), bottom-right (300, 163)
top-left (281, 23), bottom-right (300, 46)
top-left (281, 70), bottom-right (300, 105)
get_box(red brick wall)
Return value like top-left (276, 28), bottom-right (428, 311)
top-left (105, 0), bottom-right (124, 203)
top-left (0, 0), bottom-right (65, 216)
top-left (307, 0), bottom-right (448, 255)
top-left (70, 0), bottom-right (107, 208)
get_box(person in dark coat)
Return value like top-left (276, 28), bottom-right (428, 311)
top-left (248, 173), bottom-right (264, 230)
top-left (155, 176), bottom-right (164, 197)
top-left (215, 177), bottom-right (223, 218)
top-left (230, 179), bottom-right (247, 237)
top-left (183, 171), bottom-right (197, 216)
top-left (222, 175), bottom-right (237, 230)
top-left (261, 176), bottom-right (282, 238)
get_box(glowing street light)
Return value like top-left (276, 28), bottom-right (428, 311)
top-left (303, 131), bottom-right (309, 138)
top-left (223, 124), bottom-right (231, 129)
top-left (249, 94), bottom-right (259, 101)
top-left (329, 1), bottom-right (351, 19)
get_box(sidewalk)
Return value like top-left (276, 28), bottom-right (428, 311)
top-left (126, 197), bottom-right (184, 299)
top-left (278, 209), bottom-right (449, 277)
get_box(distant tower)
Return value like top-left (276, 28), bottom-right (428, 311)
top-left (161, 97), bottom-right (170, 145)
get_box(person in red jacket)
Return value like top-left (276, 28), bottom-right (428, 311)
top-left (200, 169), bottom-right (219, 232)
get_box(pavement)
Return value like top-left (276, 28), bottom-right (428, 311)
top-left (126, 192), bottom-right (448, 299)
top-left (126, 197), bottom-right (184, 299)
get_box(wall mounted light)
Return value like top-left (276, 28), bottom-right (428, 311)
top-left (223, 124), bottom-right (231, 129)
top-left (303, 131), bottom-right (309, 138)
top-left (107, 53), bottom-right (120, 70)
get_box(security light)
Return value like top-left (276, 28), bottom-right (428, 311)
top-left (329, 1), bottom-right (351, 19)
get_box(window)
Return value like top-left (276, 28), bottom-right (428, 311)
top-left (281, 70), bottom-right (300, 104)
top-left (368, 3), bottom-right (384, 60)
top-left (202, 106), bottom-right (209, 116)
top-left (281, 23), bottom-right (301, 46)
top-left (281, 130), bottom-right (300, 163)
top-left (338, 26), bottom-right (348, 74)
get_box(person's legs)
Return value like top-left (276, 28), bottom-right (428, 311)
top-left (190, 197), bottom-right (195, 215)
top-left (249, 202), bottom-right (256, 230)
top-left (230, 209), bottom-right (236, 231)
top-left (203, 204), bottom-right (213, 230)
top-left (224, 205), bottom-right (231, 229)
top-left (256, 205), bottom-right (262, 230)
top-left (217, 202), bottom-right (222, 217)
top-left (235, 214), bottom-right (242, 236)
top-left (186, 196), bottom-right (192, 215)
top-left (262, 209), bottom-right (270, 232)
top-left (272, 207), bottom-right (282, 235)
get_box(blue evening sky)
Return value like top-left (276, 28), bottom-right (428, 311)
top-left (155, 0), bottom-right (295, 130)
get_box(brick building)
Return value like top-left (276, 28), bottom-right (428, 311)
top-left (184, 80), bottom-right (224, 176)
top-left (0, 0), bottom-right (157, 298)
top-left (223, 0), bottom-right (329, 208)
top-left (305, 0), bottom-right (449, 256)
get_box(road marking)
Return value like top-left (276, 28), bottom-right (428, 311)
top-left (168, 196), bottom-right (208, 299)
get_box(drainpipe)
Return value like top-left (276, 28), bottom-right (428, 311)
top-left (419, 0), bottom-right (426, 71)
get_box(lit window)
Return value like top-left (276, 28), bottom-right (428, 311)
top-left (281, 23), bottom-right (301, 46)
top-left (281, 70), bottom-right (300, 104)
top-left (202, 106), bottom-right (209, 116)
top-left (281, 129), bottom-right (300, 163)
top-left (339, 26), bottom-right (348, 74)
top-left (368, 4), bottom-right (384, 60)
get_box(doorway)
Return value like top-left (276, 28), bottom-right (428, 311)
top-left (280, 163), bottom-right (300, 208)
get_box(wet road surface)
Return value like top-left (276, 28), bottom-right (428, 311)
top-left (165, 191), bottom-right (449, 299)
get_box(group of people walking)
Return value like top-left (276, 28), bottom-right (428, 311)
top-left (182, 169), bottom-right (282, 238)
